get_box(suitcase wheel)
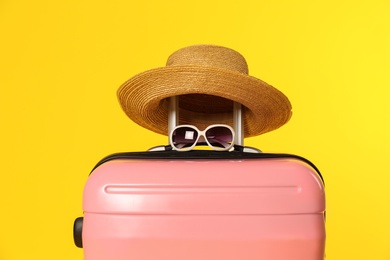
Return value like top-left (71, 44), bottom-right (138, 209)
top-left (73, 217), bottom-right (83, 248)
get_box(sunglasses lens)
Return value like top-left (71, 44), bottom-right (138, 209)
top-left (171, 127), bottom-right (199, 149)
top-left (205, 126), bottom-right (233, 149)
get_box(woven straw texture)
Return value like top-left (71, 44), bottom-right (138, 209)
top-left (117, 45), bottom-right (292, 137)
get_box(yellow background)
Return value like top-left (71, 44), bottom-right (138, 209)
top-left (1, 0), bottom-right (389, 259)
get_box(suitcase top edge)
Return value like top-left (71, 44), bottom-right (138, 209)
top-left (90, 151), bottom-right (324, 184)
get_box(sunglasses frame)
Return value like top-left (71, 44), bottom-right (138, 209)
top-left (169, 124), bottom-right (235, 152)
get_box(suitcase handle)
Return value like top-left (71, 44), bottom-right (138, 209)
top-left (168, 96), bottom-right (245, 146)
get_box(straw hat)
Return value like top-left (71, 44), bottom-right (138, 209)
top-left (117, 44), bottom-right (292, 137)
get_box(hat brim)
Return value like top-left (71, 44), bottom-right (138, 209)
top-left (117, 65), bottom-right (292, 137)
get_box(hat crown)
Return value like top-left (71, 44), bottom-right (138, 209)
top-left (166, 45), bottom-right (249, 74)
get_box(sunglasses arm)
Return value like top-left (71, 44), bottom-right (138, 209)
top-left (148, 145), bottom-right (173, 152)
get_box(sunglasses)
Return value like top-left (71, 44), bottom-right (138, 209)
top-left (169, 124), bottom-right (235, 152)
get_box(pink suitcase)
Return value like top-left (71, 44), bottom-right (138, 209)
top-left (73, 150), bottom-right (325, 260)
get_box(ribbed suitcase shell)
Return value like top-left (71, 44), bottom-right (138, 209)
top-left (80, 151), bottom-right (325, 260)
